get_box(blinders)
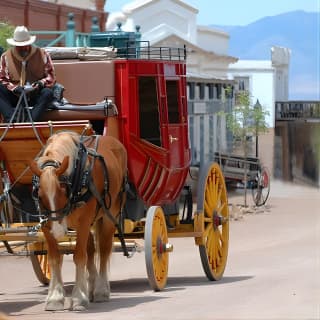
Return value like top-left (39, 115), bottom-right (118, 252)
top-left (32, 160), bottom-right (72, 220)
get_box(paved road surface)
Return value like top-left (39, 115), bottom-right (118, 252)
top-left (0, 180), bottom-right (319, 319)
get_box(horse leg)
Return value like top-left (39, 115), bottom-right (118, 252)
top-left (91, 216), bottom-right (115, 302)
top-left (71, 224), bottom-right (91, 311)
top-left (42, 226), bottom-right (65, 311)
top-left (86, 230), bottom-right (98, 302)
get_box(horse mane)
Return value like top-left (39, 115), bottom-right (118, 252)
top-left (37, 131), bottom-right (80, 176)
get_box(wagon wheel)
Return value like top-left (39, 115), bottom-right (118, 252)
top-left (145, 206), bottom-right (172, 291)
top-left (197, 162), bottom-right (229, 281)
top-left (0, 166), bottom-right (14, 225)
top-left (252, 166), bottom-right (270, 206)
top-left (29, 243), bottom-right (50, 285)
top-left (30, 253), bottom-right (50, 285)
top-left (0, 166), bottom-right (14, 253)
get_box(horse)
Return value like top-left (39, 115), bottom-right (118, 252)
top-left (30, 131), bottom-right (127, 311)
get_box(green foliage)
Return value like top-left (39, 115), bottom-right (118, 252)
top-left (0, 21), bottom-right (14, 52)
top-left (225, 90), bottom-right (269, 207)
top-left (226, 91), bottom-right (269, 154)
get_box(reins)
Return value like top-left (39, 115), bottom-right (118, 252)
top-left (31, 134), bottom-right (130, 257)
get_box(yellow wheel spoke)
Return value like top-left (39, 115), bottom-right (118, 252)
top-left (216, 201), bottom-right (227, 215)
top-left (204, 200), bottom-right (212, 217)
top-left (198, 163), bottom-right (229, 281)
top-left (204, 222), bottom-right (212, 237)
top-left (205, 187), bottom-right (214, 209)
top-left (217, 187), bottom-right (222, 204)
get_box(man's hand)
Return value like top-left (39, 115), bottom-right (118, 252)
top-left (13, 86), bottom-right (24, 95)
top-left (32, 81), bottom-right (44, 91)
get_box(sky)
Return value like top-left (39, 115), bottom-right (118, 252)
top-left (104, 0), bottom-right (320, 26)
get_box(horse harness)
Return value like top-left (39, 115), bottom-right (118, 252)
top-left (32, 135), bottom-right (130, 257)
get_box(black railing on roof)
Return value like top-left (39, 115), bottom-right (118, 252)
top-left (115, 41), bottom-right (186, 61)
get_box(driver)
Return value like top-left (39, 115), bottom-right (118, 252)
top-left (0, 26), bottom-right (56, 122)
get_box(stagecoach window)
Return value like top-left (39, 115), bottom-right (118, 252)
top-left (166, 80), bottom-right (180, 123)
top-left (139, 76), bottom-right (161, 146)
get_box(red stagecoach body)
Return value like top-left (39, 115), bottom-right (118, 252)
top-left (51, 55), bottom-right (190, 206)
top-left (114, 59), bottom-right (190, 205)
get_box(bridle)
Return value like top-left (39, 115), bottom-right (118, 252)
top-left (32, 159), bottom-right (73, 221)
top-left (31, 137), bottom-right (130, 257)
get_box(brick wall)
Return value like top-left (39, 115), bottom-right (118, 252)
top-left (0, 0), bottom-right (107, 32)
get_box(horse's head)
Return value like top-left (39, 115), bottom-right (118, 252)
top-left (30, 156), bottom-right (70, 227)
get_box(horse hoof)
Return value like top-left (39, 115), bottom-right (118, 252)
top-left (45, 300), bottom-right (64, 311)
top-left (93, 292), bottom-right (110, 302)
top-left (71, 299), bottom-right (89, 311)
top-left (72, 304), bottom-right (87, 311)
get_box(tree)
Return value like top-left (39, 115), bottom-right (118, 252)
top-left (0, 21), bottom-right (14, 54)
top-left (226, 90), bottom-right (269, 206)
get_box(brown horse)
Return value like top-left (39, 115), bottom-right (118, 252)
top-left (30, 131), bottom-right (127, 311)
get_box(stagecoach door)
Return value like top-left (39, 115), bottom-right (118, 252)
top-left (137, 68), bottom-right (189, 167)
top-left (164, 79), bottom-right (189, 167)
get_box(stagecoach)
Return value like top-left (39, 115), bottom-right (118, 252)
top-left (0, 37), bottom-right (229, 303)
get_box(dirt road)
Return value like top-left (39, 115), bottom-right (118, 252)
top-left (0, 180), bottom-right (319, 319)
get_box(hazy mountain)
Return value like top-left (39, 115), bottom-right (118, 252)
top-left (212, 11), bottom-right (319, 100)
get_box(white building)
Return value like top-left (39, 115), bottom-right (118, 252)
top-left (228, 47), bottom-right (291, 128)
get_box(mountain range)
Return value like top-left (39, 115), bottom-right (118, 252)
top-left (212, 10), bottom-right (319, 100)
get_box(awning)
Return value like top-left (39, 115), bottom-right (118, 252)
top-left (186, 71), bottom-right (235, 84)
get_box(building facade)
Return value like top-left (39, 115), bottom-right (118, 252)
top-left (105, 0), bottom-right (291, 170)
top-left (229, 47), bottom-right (291, 128)
top-left (106, 0), bottom-right (240, 164)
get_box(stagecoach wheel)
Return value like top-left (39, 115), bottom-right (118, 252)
top-left (252, 166), bottom-right (270, 206)
top-left (29, 243), bottom-right (50, 285)
top-left (144, 206), bottom-right (171, 291)
top-left (197, 162), bottom-right (229, 281)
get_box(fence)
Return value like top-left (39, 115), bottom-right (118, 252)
top-left (188, 98), bottom-right (233, 166)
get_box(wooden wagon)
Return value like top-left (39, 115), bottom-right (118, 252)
top-left (215, 152), bottom-right (270, 206)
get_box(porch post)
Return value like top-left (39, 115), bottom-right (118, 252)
top-left (66, 12), bottom-right (75, 47)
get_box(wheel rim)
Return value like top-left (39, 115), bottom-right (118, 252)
top-left (252, 166), bottom-right (270, 206)
top-left (145, 206), bottom-right (169, 291)
top-left (0, 167), bottom-right (14, 224)
top-left (198, 163), bottom-right (229, 281)
top-left (30, 253), bottom-right (50, 285)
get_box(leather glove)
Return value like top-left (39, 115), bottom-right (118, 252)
top-left (32, 81), bottom-right (44, 90)
top-left (13, 85), bottom-right (24, 95)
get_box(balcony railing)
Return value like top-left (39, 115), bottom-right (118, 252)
top-left (29, 13), bottom-right (186, 61)
top-left (275, 101), bottom-right (320, 120)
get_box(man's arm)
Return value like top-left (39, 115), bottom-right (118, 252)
top-left (0, 52), bottom-right (16, 91)
top-left (38, 49), bottom-right (56, 88)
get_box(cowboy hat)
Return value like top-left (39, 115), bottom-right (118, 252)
top-left (7, 26), bottom-right (36, 46)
